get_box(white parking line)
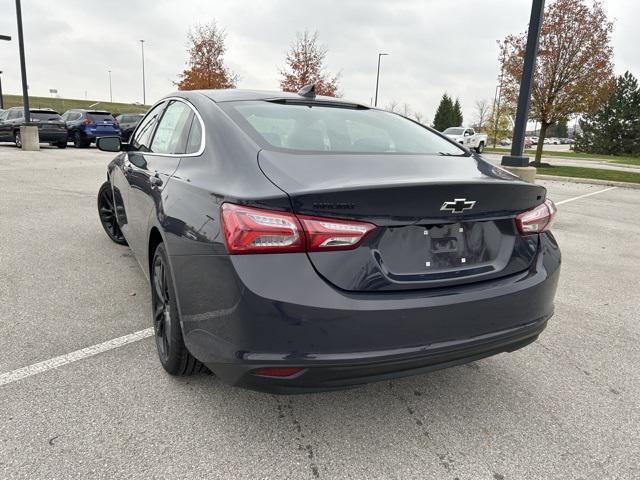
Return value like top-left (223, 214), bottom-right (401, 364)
top-left (0, 186), bottom-right (620, 388)
top-left (555, 186), bottom-right (617, 205)
top-left (0, 328), bottom-right (153, 387)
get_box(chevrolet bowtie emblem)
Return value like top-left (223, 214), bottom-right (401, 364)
top-left (440, 198), bottom-right (476, 213)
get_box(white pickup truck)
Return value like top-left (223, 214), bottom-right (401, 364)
top-left (442, 127), bottom-right (488, 153)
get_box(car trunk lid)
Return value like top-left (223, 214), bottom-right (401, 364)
top-left (258, 150), bottom-right (545, 292)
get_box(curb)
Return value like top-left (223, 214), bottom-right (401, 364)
top-left (536, 174), bottom-right (640, 189)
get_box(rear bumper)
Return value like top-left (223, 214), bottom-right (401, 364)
top-left (38, 131), bottom-right (67, 142)
top-left (174, 233), bottom-right (560, 393)
top-left (211, 316), bottom-right (548, 393)
top-left (81, 128), bottom-right (121, 140)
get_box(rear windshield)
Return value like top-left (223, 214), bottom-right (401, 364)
top-left (222, 101), bottom-right (466, 155)
top-left (443, 128), bottom-right (465, 135)
top-left (88, 112), bottom-right (115, 122)
top-left (31, 111), bottom-right (62, 121)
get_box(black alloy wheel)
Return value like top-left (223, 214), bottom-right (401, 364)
top-left (150, 243), bottom-right (204, 376)
top-left (97, 182), bottom-right (127, 245)
top-left (14, 131), bottom-right (22, 148)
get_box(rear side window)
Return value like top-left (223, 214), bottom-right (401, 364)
top-left (150, 101), bottom-right (193, 154)
top-left (131, 102), bottom-right (166, 152)
top-left (186, 115), bottom-right (203, 154)
top-left (223, 101), bottom-right (465, 155)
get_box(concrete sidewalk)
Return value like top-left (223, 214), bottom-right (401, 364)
top-left (483, 152), bottom-right (640, 172)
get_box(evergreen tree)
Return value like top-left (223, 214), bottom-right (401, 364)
top-left (433, 94), bottom-right (455, 132)
top-left (547, 120), bottom-right (568, 138)
top-left (453, 98), bottom-right (464, 127)
top-left (576, 71), bottom-right (640, 156)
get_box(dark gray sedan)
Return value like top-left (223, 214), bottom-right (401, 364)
top-left (96, 88), bottom-right (560, 393)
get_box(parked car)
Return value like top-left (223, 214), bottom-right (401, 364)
top-left (0, 107), bottom-right (68, 148)
top-left (115, 113), bottom-right (144, 141)
top-left (61, 109), bottom-right (121, 148)
top-left (530, 136), bottom-right (539, 145)
top-left (547, 137), bottom-right (561, 145)
top-left (95, 89), bottom-right (560, 393)
top-left (442, 127), bottom-right (488, 153)
top-left (500, 138), bottom-right (511, 146)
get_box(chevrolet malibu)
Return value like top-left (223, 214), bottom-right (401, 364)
top-left (96, 88), bottom-right (560, 393)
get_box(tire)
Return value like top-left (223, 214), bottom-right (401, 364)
top-left (151, 243), bottom-right (204, 376)
top-left (475, 142), bottom-right (485, 153)
top-left (97, 181), bottom-right (127, 245)
top-left (55, 141), bottom-right (67, 149)
top-left (14, 131), bottom-right (22, 149)
top-left (73, 131), bottom-right (90, 148)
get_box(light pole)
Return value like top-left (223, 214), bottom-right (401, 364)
top-left (108, 70), bottom-right (112, 103)
top-left (374, 52), bottom-right (388, 107)
top-left (501, 0), bottom-right (545, 170)
top-left (14, 0), bottom-right (30, 123)
top-left (0, 35), bottom-right (11, 110)
top-left (139, 40), bottom-right (146, 105)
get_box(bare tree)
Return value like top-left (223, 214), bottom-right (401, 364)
top-left (401, 103), bottom-right (412, 118)
top-left (385, 99), bottom-right (399, 113)
top-left (413, 111), bottom-right (425, 124)
top-left (473, 99), bottom-right (491, 132)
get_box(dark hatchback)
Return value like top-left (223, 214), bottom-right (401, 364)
top-left (0, 107), bottom-right (68, 148)
top-left (96, 89), bottom-right (560, 393)
top-left (61, 109), bottom-right (121, 148)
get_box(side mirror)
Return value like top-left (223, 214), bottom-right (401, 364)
top-left (96, 136), bottom-right (122, 152)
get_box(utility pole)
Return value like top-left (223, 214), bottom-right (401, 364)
top-left (15, 0), bottom-right (30, 123)
top-left (374, 53), bottom-right (388, 107)
top-left (108, 70), bottom-right (112, 103)
top-left (501, 0), bottom-right (545, 172)
top-left (140, 40), bottom-right (146, 105)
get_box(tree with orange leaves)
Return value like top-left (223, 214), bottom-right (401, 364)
top-left (279, 30), bottom-right (340, 97)
top-left (499, 0), bottom-right (614, 166)
top-left (176, 22), bottom-right (238, 91)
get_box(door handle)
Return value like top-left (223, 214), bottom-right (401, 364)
top-left (150, 174), bottom-right (163, 187)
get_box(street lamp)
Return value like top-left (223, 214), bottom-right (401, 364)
top-left (108, 70), bottom-right (112, 103)
top-left (374, 53), bottom-right (388, 107)
top-left (14, 0), bottom-right (30, 123)
top-left (1, 35), bottom-right (12, 110)
top-left (501, 0), bottom-right (545, 170)
top-left (139, 40), bottom-right (146, 105)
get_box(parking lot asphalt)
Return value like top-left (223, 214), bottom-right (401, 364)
top-left (1, 145), bottom-right (639, 479)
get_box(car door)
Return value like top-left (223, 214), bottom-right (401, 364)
top-left (111, 101), bottom-right (166, 256)
top-left (125, 100), bottom-right (194, 263)
top-left (464, 128), bottom-right (474, 147)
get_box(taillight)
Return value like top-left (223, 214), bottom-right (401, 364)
top-left (298, 215), bottom-right (376, 251)
top-left (83, 117), bottom-right (92, 125)
top-left (220, 203), bottom-right (376, 254)
top-left (516, 199), bottom-right (557, 235)
top-left (221, 203), bottom-right (303, 254)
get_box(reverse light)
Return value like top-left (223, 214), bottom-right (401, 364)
top-left (516, 199), bottom-right (557, 235)
top-left (220, 203), bottom-right (376, 254)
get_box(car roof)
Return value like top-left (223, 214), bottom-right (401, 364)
top-left (181, 89), bottom-right (367, 107)
top-left (69, 109), bottom-right (111, 113)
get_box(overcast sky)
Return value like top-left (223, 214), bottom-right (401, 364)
top-left (0, 0), bottom-right (637, 123)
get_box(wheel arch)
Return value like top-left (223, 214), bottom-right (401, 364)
top-left (148, 226), bottom-right (164, 277)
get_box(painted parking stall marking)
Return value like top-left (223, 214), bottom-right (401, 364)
top-left (0, 328), bottom-right (153, 387)
top-left (555, 186), bottom-right (617, 205)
